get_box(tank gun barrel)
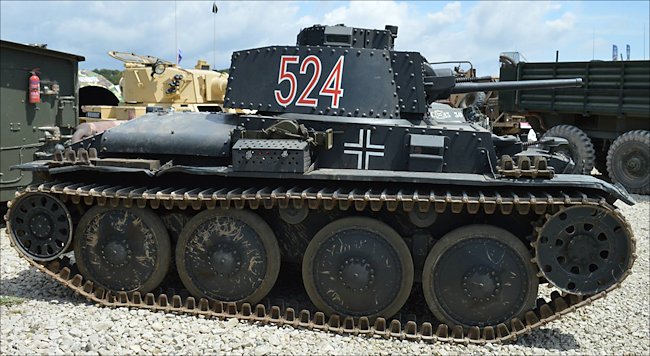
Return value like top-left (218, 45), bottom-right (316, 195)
top-left (423, 65), bottom-right (583, 103)
top-left (451, 78), bottom-right (583, 94)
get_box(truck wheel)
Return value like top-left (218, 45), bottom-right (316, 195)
top-left (542, 125), bottom-right (595, 174)
top-left (606, 130), bottom-right (650, 194)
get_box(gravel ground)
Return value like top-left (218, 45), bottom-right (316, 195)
top-left (1, 196), bottom-right (648, 355)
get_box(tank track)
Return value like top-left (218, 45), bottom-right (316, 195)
top-left (5, 180), bottom-right (636, 345)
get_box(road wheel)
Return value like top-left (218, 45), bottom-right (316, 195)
top-left (606, 130), bottom-right (650, 194)
top-left (302, 217), bottom-right (413, 320)
top-left (176, 209), bottom-right (280, 304)
top-left (74, 206), bottom-right (171, 293)
top-left (422, 225), bottom-right (538, 328)
top-left (542, 125), bottom-right (595, 174)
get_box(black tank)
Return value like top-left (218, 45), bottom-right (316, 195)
top-left (5, 24), bottom-right (635, 344)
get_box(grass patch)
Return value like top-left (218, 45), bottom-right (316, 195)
top-left (0, 295), bottom-right (25, 306)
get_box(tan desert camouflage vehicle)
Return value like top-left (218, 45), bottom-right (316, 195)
top-left (82, 51), bottom-right (228, 121)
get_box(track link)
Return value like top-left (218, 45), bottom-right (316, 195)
top-left (5, 181), bottom-right (636, 344)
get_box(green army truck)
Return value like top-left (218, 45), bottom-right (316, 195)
top-left (497, 54), bottom-right (650, 194)
top-left (0, 40), bottom-right (84, 203)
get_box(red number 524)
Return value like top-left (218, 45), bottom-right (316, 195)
top-left (274, 55), bottom-right (345, 109)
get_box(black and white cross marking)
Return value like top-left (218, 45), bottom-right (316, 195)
top-left (343, 129), bottom-right (385, 169)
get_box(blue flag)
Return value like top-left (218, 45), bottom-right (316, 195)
top-left (178, 49), bottom-right (183, 64)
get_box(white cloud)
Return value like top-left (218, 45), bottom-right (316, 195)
top-left (1, 0), bottom-right (647, 75)
top-left (0, 1), bottom-right (315, 70)
top-left (546, 12), bottom-right (576, 32)
top-left (322, 1), bottom-right (410, 28)
top-left (426, 2), bottom-right (462, 26)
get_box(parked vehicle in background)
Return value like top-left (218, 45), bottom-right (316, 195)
top-left (81, 51), bottom-right (228, 121)
top-left (0, 40), bottom-right (83, 203)
top-left (494, 53), bottom-right (649, 194)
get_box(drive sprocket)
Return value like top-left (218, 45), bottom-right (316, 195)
top-left (534, 205), bottom-right (634, 295)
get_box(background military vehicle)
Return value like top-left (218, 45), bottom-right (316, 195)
top-left (81, 51), bottom-right (228, 121)
top-left (0, 40), bottom-right (83, 204)
top-left (496, 54), bottom-right (649, 193)
top-left (5, 24), bottom-right (635, 344)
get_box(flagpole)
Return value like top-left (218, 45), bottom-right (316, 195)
top-left (213, 7), bottom-right (216, 68)
top-left (175, 0), bottom-right (178, 65)
top-left (212, 2), bottom-right (218, 70)
top-left (592, 26), bottom-right (595, 60)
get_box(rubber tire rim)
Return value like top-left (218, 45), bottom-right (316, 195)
top-left (422, 224), bottom-right (538, 328)
top-left (302, 216), bottom-right (414, 320)
top-left (74, 205), bottom-right (171, 294)
top-left (606, 130), bottom-right (650, 194)
top-left (175, 209), bottom-right (280, 305)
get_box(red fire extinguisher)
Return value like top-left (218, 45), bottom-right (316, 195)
top-left (29, 71), bottom-right (40, 104)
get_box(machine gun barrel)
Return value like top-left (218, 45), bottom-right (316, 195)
top-left (451, 78), bottom-right (583, 94)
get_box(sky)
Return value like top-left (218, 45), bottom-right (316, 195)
top-left (1, 1), bottom-right (648, 76)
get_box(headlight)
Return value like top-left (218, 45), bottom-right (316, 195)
top-left (153, 61), bottom-right (166, 75)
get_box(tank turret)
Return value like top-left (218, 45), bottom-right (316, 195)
top-left (6, 24), bottom-right (634, 344)
top-left (225, 24), bottom-right (581, 120)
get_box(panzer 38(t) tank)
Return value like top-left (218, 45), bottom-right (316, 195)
top-left (5, 24), bottom-right (635, 344)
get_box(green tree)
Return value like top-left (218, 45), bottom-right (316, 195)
top-left (92, 68), bottom-right (123, 85)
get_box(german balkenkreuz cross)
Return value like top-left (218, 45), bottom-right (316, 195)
top-left (343, 129), bottom-right (385, 169)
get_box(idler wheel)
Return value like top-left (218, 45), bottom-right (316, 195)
top-left (175, 209), bottom-right (280, 304)
top-left (8, 193), bottom-right (73, 261)
top-left (422, 225), bottom-right (538, 328)
top-left (302, 217), bottom-right (413, 319)
top-left (74, 206), bottom-right (171, 293)
top-left (535, 205), bottom-right (633, 295)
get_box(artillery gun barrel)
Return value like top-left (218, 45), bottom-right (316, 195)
top-left (451, 78), bottom-right (583, 93)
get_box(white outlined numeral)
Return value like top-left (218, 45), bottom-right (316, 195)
top-left (274, 55), bottom-right (345, 108)
top-left (296, 55), bottom-right (321, 107)
top-left (319, 56), bottom-right (345, 109)
top-left (274, 55), bottom-right (299, 107)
